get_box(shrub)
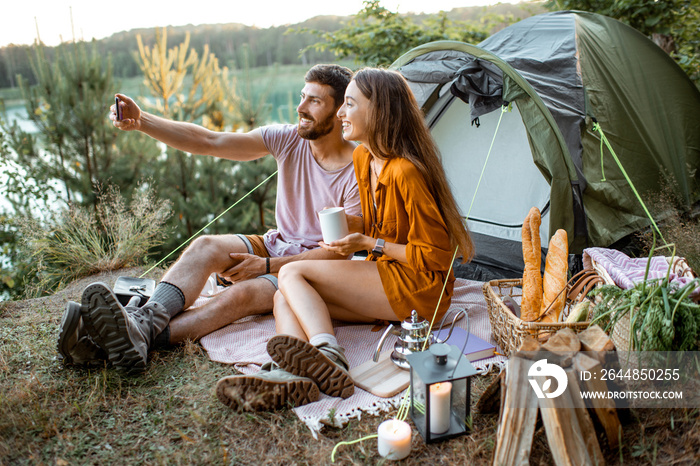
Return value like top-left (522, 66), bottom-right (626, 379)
top-left (18, 184), bottom-right (172, 297)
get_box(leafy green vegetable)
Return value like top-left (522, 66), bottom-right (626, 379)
top-left (590, 279), bottom-right (700, 351)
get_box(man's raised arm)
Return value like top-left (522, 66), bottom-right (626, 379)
top-left (111, 93), bottom-right (269, 162)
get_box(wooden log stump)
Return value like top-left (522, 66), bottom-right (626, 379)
top-left (536, 369), bottom-right (605, 466)
top-left (492, 327), bottom-right (623, 465)
top-left (476, 370), bottom-right (504, 414)
top-left (574, 353), bottom-right (621, 449)
top-left (492, 357), bottom-right (540, 466)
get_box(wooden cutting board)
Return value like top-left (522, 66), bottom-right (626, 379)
top-left (350, 350), bottom-right (410, 398)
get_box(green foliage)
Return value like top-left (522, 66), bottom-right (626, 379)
top-left (0, 3), bottom-right (542, 90)
top-left (136, 29), bottom-right (232, 122)
top-left (230, 157), bottom-right (278, 233)
top-left (15, 185), bottom-right (171, 297)
top-left (0, 112), bottom-right (46, 299)
top-left (590, 278), bottom-right (700, 351)
top-left (16, 40), bottom-right (143, 209)
top-left (0, 44), bottom-right (38, 88)
top-left (545, 0), bottom-right (700, 87)
top-left (233, 45), bottom-right (275, 131)
top-left (591, 233), bottom-right (700, 352)
top-left (296, 0), bottom-right (490, 66)
top-left (0, 214), bottom-right (34, 300)
top-left (0, 20), bottom-right (340, 89)
top-left (0, 41), bottom-right (168, 300)
top-left (0, 110), bottom-right (55, 215)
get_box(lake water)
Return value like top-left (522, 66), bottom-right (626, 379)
top-left (2, 102), bottom-right (36, 133)
top-left (2, 101), bottom-right (38, 205)
top-left (2, 102), bottom-right (45, 213)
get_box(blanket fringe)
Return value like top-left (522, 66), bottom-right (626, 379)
top-left (295, 394), bottom-right (407, 439)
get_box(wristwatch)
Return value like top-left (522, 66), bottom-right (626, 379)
top-left (371, 238), bottom-right (385, 258)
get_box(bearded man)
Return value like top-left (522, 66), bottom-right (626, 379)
top-left (59, 65), bottom-right (360, 371)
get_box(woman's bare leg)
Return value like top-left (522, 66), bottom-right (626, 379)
top-left (272, 290), bottom-right (308, 340)
top-left (277, 260), bottom-right (395, 339)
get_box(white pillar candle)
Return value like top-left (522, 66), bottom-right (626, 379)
top-left (377, 419), bottom-right (411, 460)
top-left (429, 381), bottom-right (453, 434)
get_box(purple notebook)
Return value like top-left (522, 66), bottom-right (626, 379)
top-left (435, 327), bottom-right (497, 362)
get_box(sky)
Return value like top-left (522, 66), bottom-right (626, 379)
top-left (1, 0), bottom-right (520, 48)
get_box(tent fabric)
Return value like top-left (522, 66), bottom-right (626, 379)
top-left (449, 58), bottom-right (504, 123)
top-left (392, 11), bottom-right (700, 276)
top-left (394, 41), bottom-right (578, 272)
top-left (574, 12), bottom-right (700, 245)
top-left (478, 12), bottom-right (587, 173)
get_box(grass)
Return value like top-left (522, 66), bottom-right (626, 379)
top-left (1, 267), bottom-right (698, 465)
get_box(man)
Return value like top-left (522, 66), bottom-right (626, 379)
top-left (57, 64), bottom-right (360, 371)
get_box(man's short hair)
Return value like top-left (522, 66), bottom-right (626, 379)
top-left (305, 64), bottom-right (353, 108)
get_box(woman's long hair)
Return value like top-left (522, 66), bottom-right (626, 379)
top-left (353, 68), bottom-right (474, 262)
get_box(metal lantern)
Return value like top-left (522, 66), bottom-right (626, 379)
top-left (405, 342), bottom-right (477, 443)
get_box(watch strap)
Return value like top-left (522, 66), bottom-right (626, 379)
top-left (372, 238), bottom-right (385, 257)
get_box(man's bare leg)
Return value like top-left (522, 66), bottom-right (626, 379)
top-left (159, 234), bottom-right (250, 309)
top-left (168, 277), bottom-right (276, 343)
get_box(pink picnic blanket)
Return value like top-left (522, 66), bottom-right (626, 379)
top-left (583, 247), bottom-right (698, 298)
top-left (197, 278), bottom-right (506, 437)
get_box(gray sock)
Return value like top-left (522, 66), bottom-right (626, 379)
top-left (309, 333), bottom-right (338, 347)
top-left (148, 281), bottom-right (185, 318)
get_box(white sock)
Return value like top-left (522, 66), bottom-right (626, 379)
top-left (309, 333), bottom-right (338, 347)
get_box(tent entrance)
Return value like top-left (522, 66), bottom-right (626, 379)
top-left (427, 90), bottom-right (551, 276)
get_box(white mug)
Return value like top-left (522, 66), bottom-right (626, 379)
top-left (318, 207), bottom-right (349, 243)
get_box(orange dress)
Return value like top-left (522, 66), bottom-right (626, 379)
top-left (353, 145), bottom-right (455, 322)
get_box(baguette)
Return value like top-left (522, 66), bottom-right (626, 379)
top-left (540, 229), bottom-right (568, 323)
top-left (520, 207), bottom-right (542, 321)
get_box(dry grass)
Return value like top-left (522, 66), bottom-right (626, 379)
top-left (1, 267), bottom-right (698, 465)
top-left (637, 178), bottom-right (700, 272)
top-left (15, 185), bottom-right (171, 298)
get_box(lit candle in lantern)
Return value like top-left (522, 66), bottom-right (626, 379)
top-left (429, 381), bottom-right (452, 434)
top-left (377, 419), bottom-right (411, 460)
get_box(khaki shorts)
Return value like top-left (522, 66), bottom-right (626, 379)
top-left (237, 234), bottom-right (270, 258)
top-left (234, 234), bottom-right (278, 288)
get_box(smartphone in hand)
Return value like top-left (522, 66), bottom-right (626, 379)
top-left (115, 97), bottom-right (122, 121)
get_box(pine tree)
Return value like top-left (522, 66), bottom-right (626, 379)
top-left (16, 40), bottom-right (149, 209)
top-left (135, 28), bottom-right (277, 252)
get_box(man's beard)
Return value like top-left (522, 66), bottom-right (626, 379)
top-left (297, 112), bottom-right (335, 140)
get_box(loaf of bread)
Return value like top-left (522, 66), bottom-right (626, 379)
top-left (520, 207), bottom-right (542, 322)
top-left (540, 229), bottom-right (568, 323)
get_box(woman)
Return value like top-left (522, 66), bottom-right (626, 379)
top-left (216, 68), bottom-right (474, 410)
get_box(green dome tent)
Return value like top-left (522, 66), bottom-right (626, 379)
top-left (391, 10), bottom-right (700, 279)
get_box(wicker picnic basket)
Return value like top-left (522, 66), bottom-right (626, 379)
top-left (482, 275), bottom-right (597, 357)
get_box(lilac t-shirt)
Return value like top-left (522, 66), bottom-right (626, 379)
top-left (259, 124), bottom-right (360, 257)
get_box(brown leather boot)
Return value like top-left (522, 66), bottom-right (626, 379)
top-left (216, 362), bottom-right (320, 411)
top-left (267, 335), bottom-right (354, 399)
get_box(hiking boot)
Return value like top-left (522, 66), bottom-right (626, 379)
top-left (80, 282), bottom-right (170, 371)
top-left (267, 335), bottom-right (354, 399)
top-left (57, 301), bottom-right (107, 366)
top-left (215, 362), bottom-right (320, 411)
